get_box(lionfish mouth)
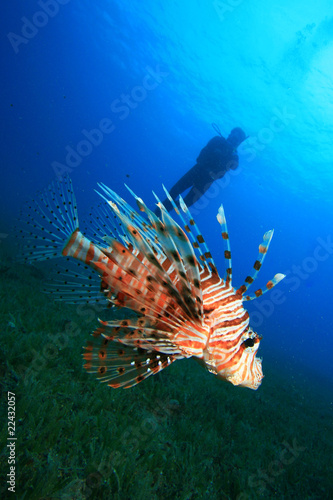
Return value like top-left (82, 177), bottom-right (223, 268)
top-left (18, 176), bottom-right (285, 390)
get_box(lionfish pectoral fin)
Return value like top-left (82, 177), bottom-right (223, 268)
top-left (243, 273), bottom-right (286, 301)
top-left (83, 336), bottom-right (178, 389)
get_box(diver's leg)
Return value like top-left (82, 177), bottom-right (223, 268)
top-left (155, 167), bottom-right (197, 213)
top-left (167, 168), bottom-right (196, 199)
top-left (182, 178), bottom-right (213, 208)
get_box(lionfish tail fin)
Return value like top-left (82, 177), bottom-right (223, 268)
top-left (16, 176), bottom-right (79, 262)
top-left (243, 273), bottom-right (286, 301)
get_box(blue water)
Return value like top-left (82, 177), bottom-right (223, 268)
top-left (2, 0), bottom-right (333, 386)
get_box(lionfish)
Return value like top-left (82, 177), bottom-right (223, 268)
top-left (20, 177), bottom-right (285, 390)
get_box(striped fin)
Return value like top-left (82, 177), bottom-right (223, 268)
top-left (94, 306), bottom-right (207, 358)
top-left (153, 187), bottom-right (220, 287)
top-left (153, 190), bottom-right (217, 294)
top-left (216, 205), bottom-right (232, 284)
top-left (127, 191), bottom-right (203, 321)
top-left (105, 201), bottom-right (200, 322)
top-left (153, 187), bottom-right (209, 274)
top-left (95, 239), bottom-right (191, 326)
top-left (126, 186), bottom-right (203, 317)
top-left (159, 209), bottom-right (203, 320)
top-left (237, 230), bottom-right (274, 295)
top-left (61, 229), bottom-right (208, 356)
top-left (82, 231), bottom-right (207, 353)
top-left (17, 176), bottom-right (79, 262)
top-left (61, 221), bottom-right (208, 356)
top-left (178, 195), bottom-right (218, 276)
top-left (98, 185), bottom-right (166, 266)
top-left (93, 317), bottom-right (186, 354)
top-left (63, 231), bottom-right (174, 318)
top-left (83, 336), bottom-right (181, 389)
top-left (155, 185), bottom-right (181, 214)
top-left (236, 229), bottom-right (286, 300)
top-left (243, 273), bottom-right (286, 301)
top-left (154, 186), bottom-right (183, 227)
top-left (97, 183), bottom-right (158, 247)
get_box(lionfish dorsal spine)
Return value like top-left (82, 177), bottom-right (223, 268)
top-left (216, 205), bottom-right (232, 285)
top-left (154, 187), bottom-right (219, 285)
top-left (178, 194), bottom-right (218, 275)
top-left (125, 188), bottom-right (203, 322)
top-left (243, 273), bottom-right (286, 301)
top-left (104, 196), bottom-right (202, 322)
top-left (236, 229), bottom-right (286, 300)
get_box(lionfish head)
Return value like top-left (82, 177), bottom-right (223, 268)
top-left (214, 327), bottom-right (263, 390)
top-left (237, 328), bottom-right (263, 390)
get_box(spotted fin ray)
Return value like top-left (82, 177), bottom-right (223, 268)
top-left (83, 337), bottom-right (180, 389)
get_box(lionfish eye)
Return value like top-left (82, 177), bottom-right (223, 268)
top-left (243, 338), bottom-right (256, 348)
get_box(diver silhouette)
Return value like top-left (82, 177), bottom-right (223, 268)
top-left (158, 126), bottom-right (247, 212)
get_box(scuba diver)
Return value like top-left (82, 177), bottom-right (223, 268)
top-left (157, 125), bottom-right (248, 212)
